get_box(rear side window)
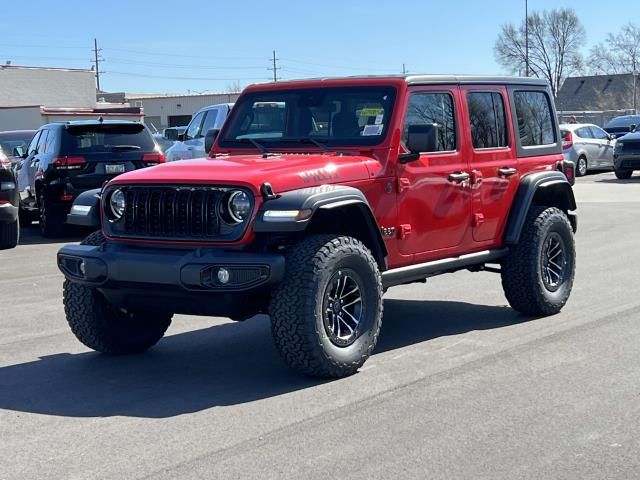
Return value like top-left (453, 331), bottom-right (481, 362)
top-left (467, 92), bottom-right (508, 149)
top-left (62, 124), bottom-right (155, 154)
top-left (513, 91), bottom-right (555, 147)
top-left (403, 92), bottom-right (456, 152)
top-left (200, 109), bottom-right (219, 135)
top-left (575, 127), bottom-right (593, 139)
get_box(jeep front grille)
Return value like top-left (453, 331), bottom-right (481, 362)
top-left (104, 185), bottom-right (253, 242)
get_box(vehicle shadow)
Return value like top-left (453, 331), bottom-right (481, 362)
top-left (18, 224), bottom-right (90, 246)
top-left (595, 177), bottom-right (640, 184)
top-left (0, 299), bottom-right (528, 419)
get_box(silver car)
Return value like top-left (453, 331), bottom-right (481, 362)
top-left (560, 123), bottom-right (616, 177)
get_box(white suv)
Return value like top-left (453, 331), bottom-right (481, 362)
top-left (165, 103), bottom-right (233, 161)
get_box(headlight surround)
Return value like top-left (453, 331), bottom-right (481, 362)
top-left (108, 188), bottom-right (126, 220)
top-left (225, 190), bottom-right (251, 224)
top-left (615, 141), bottom-right (624, 153)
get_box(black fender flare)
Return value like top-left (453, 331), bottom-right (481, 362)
top-left (66, 188), bottom-right (101, 228)
top-left (253, 185), bottom-right (388, 267)
top-left (504, 171), bottom-right (577, 245)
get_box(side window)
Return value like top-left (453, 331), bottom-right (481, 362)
top-left (28, 131), bottom-right (41, 155)
top-left (403, 92), bottom-right (456, 152)
top-left (36, 130), bottom-right (49, 153)
top-left (185, 111), bottom-right (206, 140)
top-left (200, 109), bottom-right (219, 136)
top-left (467, 92), bottom-right (508, 149)
top-left (575, 127), bottom-right (593, 139)
top-left (589, 126), bottom-right (608, 140)
top-left (513, 91), bottom-right (556, 147)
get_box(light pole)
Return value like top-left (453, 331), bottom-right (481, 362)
top-left (634, 70), bottom-right (638, 114)
top-left (525, 0), bottom-right (529, 76)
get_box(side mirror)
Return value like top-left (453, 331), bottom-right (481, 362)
top-left (399, 124), bottom-right (438, 163)
top-left (204, 128), bottom-right (220, 154)
top-left (629, 124), bottom-right (637, 132)
top-left (12, 146), bottom-right (25, 157)
top-left (21, 151), bottom-right (29, 159)
top-left (177, 133), bottom-right (186, 142)
top-left (165, 129), bottom-right (179, 141)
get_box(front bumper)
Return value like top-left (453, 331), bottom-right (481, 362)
top-left (614, 154), bottom-right (640, 171)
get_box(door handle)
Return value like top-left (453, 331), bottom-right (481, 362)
top-left (498, 167), bottom-right (518, 177)
top-left (448, 172), bottom-right (470, 183)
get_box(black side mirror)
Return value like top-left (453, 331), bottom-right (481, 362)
top-left (399, 124), bottom-right (438, 163)
top-left (21, 151), bottom-right (29, 159)
top-left (629, 124), bottom-right (637, 132)
top-left (177, 133), bottom-right (186, 142)
top-left (12, 146), bottom-right (24, 157)
top-left (204, 128), bottom-right (220, 154)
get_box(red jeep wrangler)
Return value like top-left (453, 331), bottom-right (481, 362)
top-left (58, 75), bottom-right (577, 378)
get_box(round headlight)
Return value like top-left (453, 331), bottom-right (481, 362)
top-left (109, 189), bottom-right (126, 220)
top-left (226, 190), bottom-right (251, 223)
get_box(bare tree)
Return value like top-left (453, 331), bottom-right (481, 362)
top-left (225, 80), bottom-right (243, 93)
top-left (588, 23), bottom-right (640, 74)
top-left (495, 8), bottom-right (585, 96)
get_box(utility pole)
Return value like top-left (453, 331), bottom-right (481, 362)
top-left (268, 50), bottom-right (281, 82)
top-left (92, 38), bottom-right (103, 92)
top-left (525, 0), bottom-right (529, 76)
top-left (402, 63), bottom-right (407, 75)
top-left (633, 70), bottom-right (638, 114)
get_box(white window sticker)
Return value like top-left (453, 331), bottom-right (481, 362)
top-left (375, 114), bottom-right (384, 125)
top-left (362, 124), bottom-right (384, 136)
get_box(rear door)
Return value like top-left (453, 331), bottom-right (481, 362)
top-left (461, 86), bottom-right (519, 243)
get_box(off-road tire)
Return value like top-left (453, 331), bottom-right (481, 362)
top-left (614, 167), bottom-right (633, 180)
top-left (39, 192), bottom-right (65, 237)
top-left (0, 217), bottom-right (19, 249)
top-left (63, 230), bottom-right (172, 353)
top-left (501, 206), bottom-right (575, 316)
top-left (576, 156), bottom-right (588, 177)
top-left (269, 235), bottom-right (383, 378)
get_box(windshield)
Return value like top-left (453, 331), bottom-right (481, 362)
top-left (605, 115), bottom-right (640, 128)
top-left (219, 86), bottom-right (396, 148)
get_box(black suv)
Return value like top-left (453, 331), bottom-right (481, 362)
top-left (604, 115), bottom-right (640, 139)
top-left (18, 120), bottom-right (163, 236)
top-left (613, 126), bottom-right (640, 179)
top-left (0, 150), bottom-right (19, 249)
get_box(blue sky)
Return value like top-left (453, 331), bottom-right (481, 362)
top-left (1, 0), bottom-right (616, 94)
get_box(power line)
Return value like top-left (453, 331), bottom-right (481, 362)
top-left (268, 50), bottom-right (281, 82)
top-left (106, 58), bottom-right (265, 70)
top-left (105, 46), bottom-right (264, 61)
top-left (104, 71), bottom-right (266, 81)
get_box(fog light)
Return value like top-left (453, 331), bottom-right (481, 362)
top-left (79, 260), bottom-right (86, 276)
top-left (217, 267), bottom-right (230, 284)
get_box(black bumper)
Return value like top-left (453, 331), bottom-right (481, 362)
top-left (57, 243), bottom-right (285, 317)
top-left (614, 154), bottom-right (640, 171)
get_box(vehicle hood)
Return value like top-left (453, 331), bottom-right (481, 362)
top-left (617, 131), bottom-right (640, 141)
top-left (108, 153), bottom-right (374, 193)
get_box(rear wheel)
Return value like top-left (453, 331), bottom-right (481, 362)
top-left (501, 207), bottom-right (575, 316)
top-left (63, 230), bottom-right (172, 354)
top-left (269, 235), bottom-right (383, 378)
top-left (614, 167), bottom-right (633, 180)
top-left (39, 192), bottom-right (64, 237)
top-left (0, 217), bottom-right (19, 249)
top-left (576, 156), bottom-right (588, 177)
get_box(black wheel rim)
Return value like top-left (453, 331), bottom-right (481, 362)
top-left (541, 232), bottom-right (567, 292)
top-left (39, 196), bottom-right (46, 232)
top-left (322, 269), bottom-right (364, 347)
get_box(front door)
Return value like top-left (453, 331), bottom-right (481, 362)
top-left (396, 87), bottom-right (472, 262)
top-left (461, 86), bottom-right (520, 243)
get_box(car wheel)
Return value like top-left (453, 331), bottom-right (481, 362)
top-left (0, 217), bottom-right (19, 249)
top-left (63, 230), bottom-right (172, 354)
top-left (614, 168), bottom-right (633, 180)
top-left (576, 156), bottom-right (588, 177)
top-left (501, 206), bottom-right (575, 316)
top-left (38, 192), bottom-right (64, 237)
top-left (269, 235), bottom-right (383, 378)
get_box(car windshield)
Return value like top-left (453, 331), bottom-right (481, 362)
top-left (219, 86), bottom-right (396, 148)
top-left (62, 124), bottom-right (155, 154)
top-left (605, 115), bottom-right (640, 128)
top-left (0, 133), bottom-right (34, 157)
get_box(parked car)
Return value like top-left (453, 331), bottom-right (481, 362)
top-left (165, 103), bottom-right (232, 161)
top-left (560, 123), bottom-right (616, 176)
top-left (59, 75), bottom-right (577, 378)
top-left (153, 126), bottom-right (187, 153)
top-left (0, 130), bottom-right (36, 168)
top-left (0, 149), bottom-right (19, 249)
top-left (613, 125), bottom-right (640, 179)
top-left (603, 115), bottom-right (640, 139)
top-left (17, 120), bottom-right (164, 237)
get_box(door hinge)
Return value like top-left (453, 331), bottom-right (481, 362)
top-left (398, 224), bottom-right (412, 239)
top-left (397, 177), bottom-right (411, 193)
top-left (473, 213), bottom-right (485, 227)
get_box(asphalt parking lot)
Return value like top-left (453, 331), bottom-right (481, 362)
top-left (2, 171), bottom-right (640, 479)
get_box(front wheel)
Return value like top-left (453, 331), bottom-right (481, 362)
top-left (614, 167), bottom-right (633, 180)
top-left (269, 235), bottom-right (383, 378)
top-left (501, 207), bottom-right (576, 316)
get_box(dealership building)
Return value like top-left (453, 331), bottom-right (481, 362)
top-left (0, 64), bottom-right (143, 130)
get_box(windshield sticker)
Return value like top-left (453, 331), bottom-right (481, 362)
top-left (359, 107), bottom-right (384, 117)
top-left (374, 114), bottom-right (384, 125)
top-left (362, 125), bottom-right (384, 136)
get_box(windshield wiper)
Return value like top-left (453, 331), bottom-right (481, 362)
top-left (234, 138), bottom-right (271, 157)
top-left (299, 137), bottom-right (331, 151)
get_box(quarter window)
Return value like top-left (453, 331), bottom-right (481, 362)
top-left (36, 130), bottom-right (49, 153)
top-left (467, 92), bottom-right (508, 149)
top-left (513, 91), bottom-right (556, 147)
top-left (403, 92), bottom-right (456, 152)
top-left (28, 131), bottom-right (41, 155)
